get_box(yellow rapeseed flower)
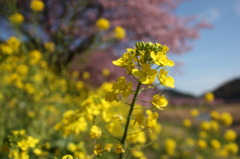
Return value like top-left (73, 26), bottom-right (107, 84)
top-left (112, 51), bottom-right (135, 71)
top-left (30, 0), bottom-right (45, 12)
top-left (210, 110), bottom-right (220, 120)
top-left (224, 142), bottom-right (239, 155)
top-left (7, 36), bottom-right (21, 52)
top-left (146, 110), bottom-right (158, 128)
top-left (96, 18), bottom-right (110, 30)
top-left (90, 125), bottom-right (102, 139)
top-left (197, 139), bottom-right (207, 149)
top-left (105, 76), bottom-right (132, 102)
top-left (132, 150), bottom-right (146, 159)
top-left (68, 143), bottom-right (77, 152)
top-left (29, 50), bottom-right (42, 65)
top-left (33, 148), bottom-right (43, 156)
top-left (210, 139), bottom-right (221, 150)
top-left (182, 119), bottom-right (192, 128)
top-left (216, 148), bottom-right (228, 157)
top-left (158, 69), bottom-right (174, 88)
top-left (165, 138), bottom-right (176, 156)
top-left (224, 129), bottom-right (237, 141)
top-left (151, 94), bottom-right (168, 110)
top-left (190, 109), bottom-right (199, 117)
top-left (132, 63), bottom-right (158, 84)
top-left (102, 68), bottom-right (110, 77)
top-left (76, 81), bottom-right (84, 90)
top-left (220, 112), bottom-right (233, 126)
top-left (0, 44), bottom-right (13, 55)
top-left (62, 155), bottom-right (73, 159)
top-left (204, 92), bottom-right (214, 103)
top-left (9, 13), bottom-right (24, 24)
top-left (44, 41), bottom-right (55, 52)
top-left (16, 64), bottom-right (29, 75)
top-left (114, 26), bottom-right (126, 40)
top-left (150, 49), bottom-right (174, 67)
top-left (200, 121), bottom-right (211, 131)
top-left (83, 71), bottom-right (90, 79)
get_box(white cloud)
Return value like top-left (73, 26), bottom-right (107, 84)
top-left (200, 8), bottom-right (221, 23)
top-left (234, 0), bottom-right (240, 16)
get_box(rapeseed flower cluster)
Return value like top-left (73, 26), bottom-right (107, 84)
top-left (108, 42), bottom-right (174, 110)
top-left (105, 41), bottom-right (175, 158)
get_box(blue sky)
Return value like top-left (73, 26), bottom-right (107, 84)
top-left (171, 0), bottom-right (240, 96)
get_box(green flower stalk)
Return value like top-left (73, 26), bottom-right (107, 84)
top-left (105, 41), bottom-right (175, 159)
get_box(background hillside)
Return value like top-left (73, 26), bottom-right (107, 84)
top-left (163, 77), bottom-right (240, 104)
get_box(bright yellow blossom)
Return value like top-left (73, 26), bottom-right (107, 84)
top-left (165, 138), bottom-right (176, 156)
top-left (190, 109), bottom-right (199, 117)
top-left (111, 77), bottom-right (132, 97)
top-left (151, 50), bottom-right (174, 67)
top-left (29, 50), bottom-right (42, 64)
top-left (210, 139), bottom-right (221, 150)
top-left (158, 69), bottom-right (174, 88)
top-left (204, 92), bottom-right (214, 103)
top-left (0, 44), bottom-right (13, 54)
top-left (200, 121), bottom-right (211, 131)
top-left (146, 110), bottom-right (158, 128)
top-left (151, 94), bottom-right (168, 110)
top-left (220, 112), bottom-right (233, 126)
top-left (9, 13), bottom-right (24, 24)
top-left (132, 63), bottom-right (157, 84)
top-left (225, 142), bottom-right (239, 155)
top-left (30, 0), bottom-right (45, 12)
top-left (105, 76), bottom-right (132, 102)
top-left (33, 148), bottom-right (43, 156)
top-left (90, 125), bottom-right (102, 139)
top-left (224, 129), bottom-right (237, 141)
top-left (182, 118), bottom-right (192, 128)
top-left (132, 150), bottom-right (147, 159)
top-left (197, 139), bottom-right (207, 149)
top-left (16, 64), bottom-right (29, 75)
top-left (112, 51), bottom-right (135, 72)
top-left (210, 110), bottom-right (220, 120)
top-left (7, 36), bottom-right (21, 52)
top-left (68, 143), bottom-right (77, 152)
top-left (62, 155), bottom-right (73, 159)
top-left (96, 18), bottom-right (110, 30)
top-left (114, 26), bottom-right (126, 40)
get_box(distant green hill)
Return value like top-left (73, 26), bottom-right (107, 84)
top-left (213, 77), bottom-right (240, 102)
top-left (161, 77), bottom-right (240, 104)
top-left (162, 89), bottom-right (196, 99)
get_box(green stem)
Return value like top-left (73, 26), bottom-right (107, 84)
top-left (119, 81), bottom-right (142, 159)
